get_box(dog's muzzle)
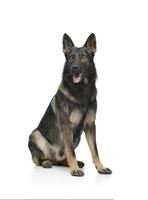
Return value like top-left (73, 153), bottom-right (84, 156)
top-left (71, 66), bottom-right (83, 83)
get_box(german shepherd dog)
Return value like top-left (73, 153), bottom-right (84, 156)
top-left (28, 33), bottom-right (112, 176)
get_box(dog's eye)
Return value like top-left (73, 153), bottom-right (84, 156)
top-left (80, 54), bottom-right (88, 60)
top-left (69, 55), bottom-right (74, 61)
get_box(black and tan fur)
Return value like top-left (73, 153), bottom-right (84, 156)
top-left (28, 33), bottom-right (112, 176)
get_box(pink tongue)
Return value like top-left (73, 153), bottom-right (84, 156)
top-left (73, 75), bottom-right (81, 83)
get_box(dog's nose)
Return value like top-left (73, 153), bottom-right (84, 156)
top-left (72, 66), bottom-right (80, 73)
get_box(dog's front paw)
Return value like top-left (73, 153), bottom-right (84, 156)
top-left (97, 167), bottom-right (112, 174)
top-left (71, 170), bottom-right (84, 177)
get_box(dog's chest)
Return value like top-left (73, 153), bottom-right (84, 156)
top-left (69, 107), bottom-right (96, 128)
top-left (69, 109), bottom-right (83, 126)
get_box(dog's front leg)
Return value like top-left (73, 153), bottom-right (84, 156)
top-left (63, 129), bottom-right (84, 177)
top-left (84, 122), bottom-right (112, 174)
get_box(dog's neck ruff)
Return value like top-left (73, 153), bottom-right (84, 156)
top-left (58, 81), bottom-right (94, 107)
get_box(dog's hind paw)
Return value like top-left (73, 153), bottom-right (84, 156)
top-left (77, 161), bottom-right (85, 168)
top-left (41, 160), bottom-right (52, 168)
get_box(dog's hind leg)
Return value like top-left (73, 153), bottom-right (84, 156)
top-left (28, 130), bottom-right (53, 168)
top-left (28, 139), bottom-right (42, 166)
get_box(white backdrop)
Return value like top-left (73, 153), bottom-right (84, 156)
top-left (0, 0), bottom-right (148, 199)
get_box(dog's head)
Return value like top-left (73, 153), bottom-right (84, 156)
top-left (62, 33), bottom-right (97, 85)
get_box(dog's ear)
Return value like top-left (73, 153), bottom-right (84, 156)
top-left (84, 33), bottom-right (96, 54)
top-left (63, 33), bottom-right (74, 54)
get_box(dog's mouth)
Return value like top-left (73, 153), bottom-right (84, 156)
top-left (73, 73), bottom-right (82, 83)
